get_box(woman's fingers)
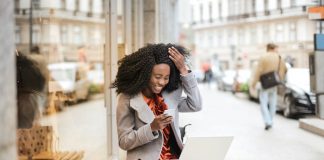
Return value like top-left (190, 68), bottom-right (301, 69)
top-left (168, 47), bottom-right (188, 74)
top-left (158, 115), bottom-right (173, 126)
top-left (168, 47), bottom-right (182, 59)
top-left (169, 55), bottom-right (176, 62)
top-left (168, 47), bottom-right (184, 66)
top-left (171, 46), bottom-right (182, 55)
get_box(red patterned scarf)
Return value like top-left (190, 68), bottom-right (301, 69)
top-left (143, 94), bottom-right (179, 160)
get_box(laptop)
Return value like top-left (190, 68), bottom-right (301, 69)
top-left (179, 137), bottom-right (233, 160)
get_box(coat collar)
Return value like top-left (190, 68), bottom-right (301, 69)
top-left (129, 92), bottom-right (155, 123)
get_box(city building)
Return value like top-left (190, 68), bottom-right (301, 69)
top-left (14, 0), bottom-right (181, 64)
top-left (189, 0), bottom-right (323, 70)
top-left (14, 0), bottom-right (106, 63)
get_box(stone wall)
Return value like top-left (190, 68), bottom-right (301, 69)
top-left (0, 0), bottom-right (17, 159)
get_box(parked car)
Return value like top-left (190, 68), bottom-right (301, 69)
top-left (217, 70), bottom-right (235, 91)
top-left (211, 65), bottom-right (224, 83)
top-left (48, 62), bottom-right (90, 104)
top-left (248, 62), bottom-right (261, 101)
top-left (276, 68), bottom-right (315, 117)
top-left (232, 69), bottom-right (251, 93)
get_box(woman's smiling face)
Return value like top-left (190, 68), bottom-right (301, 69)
top-left (148, 63), bottom-right (170, 94)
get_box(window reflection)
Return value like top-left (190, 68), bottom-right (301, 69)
top-left (15, 0), bottom-right (106, 159)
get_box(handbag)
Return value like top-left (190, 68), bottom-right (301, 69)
top-left (260, 56), bottom-right (282, 89)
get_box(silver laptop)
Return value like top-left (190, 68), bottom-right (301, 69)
top-left (179, 137), bottom-right (233, 160)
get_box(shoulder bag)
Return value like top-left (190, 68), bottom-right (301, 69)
top-left (260, 56), bottom-right (282, 89)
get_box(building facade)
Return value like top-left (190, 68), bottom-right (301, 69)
top-left (15, 0), bottom-right (181, 64)
top-left (190, 0), bottom-right (322, 70)
top-left (15, 0), bottom-right (105, 63)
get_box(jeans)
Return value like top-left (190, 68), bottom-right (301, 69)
top-left (259, 87), bottom-right (277, 126)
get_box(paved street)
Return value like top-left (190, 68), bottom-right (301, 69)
top-left (40, 84), bottom-right (324, 160)
top-left (40, 99), bottom-right (108, 160)
top-left (181, 85), bottom-right (324, 160)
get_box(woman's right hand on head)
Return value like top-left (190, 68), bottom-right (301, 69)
top-left (150, 114), bottom-right (173, 131)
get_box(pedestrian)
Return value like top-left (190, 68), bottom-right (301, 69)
top-left (251, 43), bottom-right (287, 130)
top-left (204, 67), bottom-right (213, 85)
top-left (16, 51), bottom-right (46, 128)
top-left (111, 43), bottom-right (202, 160)
top-left (78, 47), bottom-right (87, 63)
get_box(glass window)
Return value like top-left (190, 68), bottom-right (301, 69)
top-left (32, 25), bottom-right (41, 44)
top-left (60, 25), bottom-right (68, 44)
top-left (316, 21), bottom-right (324, 33)
top-left (238, 28), bottom-right (244, 45)
top-left (61, 0), bottom-right (66, 10)
top-left (218, 2), bottom-right (222, 20)
top-left (262, 25), bottom-right (269, 43)
top-left (200, 3), bottom-right (203, 23)
top-left (250, 27), bottom-right (257, 44)
top-left (214, 31), bottom-right (218, 46)
top-left (252, 0), bottom-right (256, 13)
top-left (289, 22), bottom-right (297, 41)
top-left (228, 31), bottom-right (234, 46)
top-left (291, 0), bottom-right (297, 7)
top-left (75, 0), bottom-right (80, 11)
top-left (264, 0), bottom-right (269, 11)
top-left (15, 1), bottom-right (106, 159)
top-left (276, 23), bottom-right (284, 42)
top-left (218, 31), bottom-right (223, 46)
top-left (32, 0), bottom-right (40, 9)
top-left (73, 26), bottom-right (82, 44)
top-left (234, 0), bottom-right (239, 16)
top-left (15, 25), bottom-right (21, 44)
top-left (209, 2), bottom-right (213, 22)
top-left (208, 33), bottom-right (213, 47)
top-left (277, 0), bottom-right (282, 9)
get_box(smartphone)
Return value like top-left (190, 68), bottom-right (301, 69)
top-left (163, 109), bottom-right (175, 118)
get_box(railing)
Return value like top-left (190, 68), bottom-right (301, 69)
top-left (15, 8), bottom-right (105, 20)
top-left (192, 6), bottom-right (308, 26)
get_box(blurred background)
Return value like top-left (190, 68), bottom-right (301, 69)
top-left (1, 0), bottom-right (324, 160)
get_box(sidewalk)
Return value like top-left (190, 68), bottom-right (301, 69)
top-left (299, 118), bottom-right (324, 137)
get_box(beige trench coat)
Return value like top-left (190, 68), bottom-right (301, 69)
top-left (251, 51), bottom-right (288, 89)
top-left (116, 72), bottom-right (202, 160)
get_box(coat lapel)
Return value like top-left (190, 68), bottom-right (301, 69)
top-left (129, 92), bottom-right (155, 123)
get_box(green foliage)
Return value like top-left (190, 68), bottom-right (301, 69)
top-left (88, 84), bottom-right (103, 94)
top-left (240, 83), bottom-right (249, 93)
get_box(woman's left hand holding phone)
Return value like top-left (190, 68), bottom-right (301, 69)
top-left (150, 114), bottom-right (173, 131)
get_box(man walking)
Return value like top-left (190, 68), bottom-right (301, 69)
top-left (251, 43), bottom-right (287, 130)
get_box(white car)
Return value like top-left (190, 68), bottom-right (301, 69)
top-left (48, 62), bottom-right (90, 104)
top-left (217, 70), bottom-right (235, 91)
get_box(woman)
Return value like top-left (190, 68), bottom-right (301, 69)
top-left (16, 51), bottom-right (46, 128)
top-left (111, 43), bottom-right (202, 160)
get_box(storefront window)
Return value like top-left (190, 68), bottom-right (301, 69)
top-left (15, 0), bottom-right (106, 159)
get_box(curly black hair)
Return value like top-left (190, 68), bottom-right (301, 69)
top-left (111, 43), bottom-right (190, 96)
top-left (16, 52), bottom-right (45, 92)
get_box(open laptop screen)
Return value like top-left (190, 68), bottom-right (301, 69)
top-left (179, 137), bottom-right (233, 160)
